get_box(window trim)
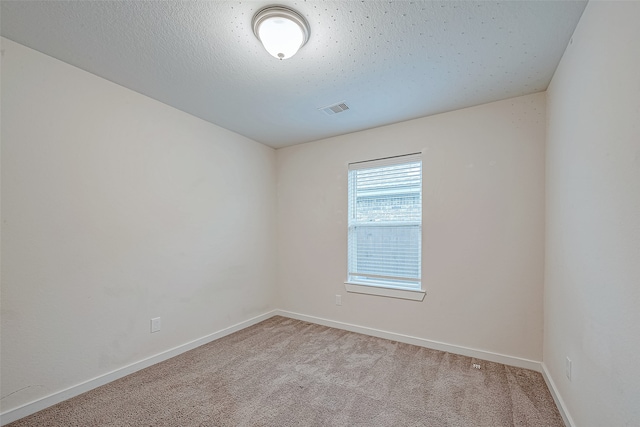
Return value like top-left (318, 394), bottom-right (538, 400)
top-left (346, 152), bottom-right (424, 301)
top-left (344, 281), bottom-right (426, 301)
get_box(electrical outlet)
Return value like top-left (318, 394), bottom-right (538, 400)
top-left (565, 357), bottom-right (572, 381)
top-left (151, 317), bottom-right (161, 333)
top-left (335, 295), bottom-right (342, 306)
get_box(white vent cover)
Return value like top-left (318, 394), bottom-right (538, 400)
top-left (319, 101), bottom-right (349, 115)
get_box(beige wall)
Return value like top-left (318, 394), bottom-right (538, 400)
top-left (544, 2), bottom-right (640, 426)
top-left (0, 38), bottom-right (277, 412)
top-left (277, 93), bottom-right (546, 361)
top-left (11, 3), bottom-right (640, 421)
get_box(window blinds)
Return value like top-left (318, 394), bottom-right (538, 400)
top-left (348, 154), bottom-right (422, 289)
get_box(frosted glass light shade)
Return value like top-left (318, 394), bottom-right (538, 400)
top-left (252, 6), bottom-right (310, 60)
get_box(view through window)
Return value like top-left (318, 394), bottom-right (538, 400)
top-left (347, 153), bottom-right (422, 290)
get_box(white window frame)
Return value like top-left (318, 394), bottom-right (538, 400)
top-left (344, 153), bottom-right (425, 301)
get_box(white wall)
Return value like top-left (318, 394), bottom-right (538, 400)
top-left (13, 3), bottom-right (640, 421)
top-left (544, 2), bottom-right (640, 426)
top-left (0, 38), bottom-right (277, 413)
top-left (277, 93), bottom-right (546, 362)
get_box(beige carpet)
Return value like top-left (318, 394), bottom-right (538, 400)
top-left (7, 316), bottom-right (564, 426)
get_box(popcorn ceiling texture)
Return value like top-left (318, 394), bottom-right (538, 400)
top-left (0, 1), bottom-right (585, 147)
top-left (7, 316), bottom-right (564, 426)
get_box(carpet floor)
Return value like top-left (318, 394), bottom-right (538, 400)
top-left (7, 316), bottom-right (564, 426)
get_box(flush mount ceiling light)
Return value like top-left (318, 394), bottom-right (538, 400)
top-left (252, 5), bottom-right (310, 60)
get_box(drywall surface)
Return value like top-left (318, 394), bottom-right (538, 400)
top-left (277, 92), bottom-right (546, 361)
top-left (544, 2), bottom-right (640, 426)
top-left (0, 38), bottom-right (277, 412)
top-left (0, 1), bottom-right (586, 148)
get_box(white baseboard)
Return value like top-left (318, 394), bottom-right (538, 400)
top-left (0, 310), bottom-right (277, 426)
top-left (1, 309), bottom-right (551, 426)
top-left (541, 363), bottom-right (575, 427)
top-left (275, 310), bottom-right (543, 372)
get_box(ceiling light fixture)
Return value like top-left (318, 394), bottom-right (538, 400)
top-left (252, 5), bottom-right (310, 60)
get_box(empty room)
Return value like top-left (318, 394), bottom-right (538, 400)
top-left (1, 1), bottom-right (638, 426)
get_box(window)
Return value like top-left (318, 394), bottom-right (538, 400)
top-left (346, 153), bottom-right (424, 301)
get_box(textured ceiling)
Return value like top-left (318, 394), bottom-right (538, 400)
top-left (1, 1), bottom-right (586, 148)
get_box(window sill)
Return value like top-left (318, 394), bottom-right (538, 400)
top-left (344, 282), bottom-right (426, 301)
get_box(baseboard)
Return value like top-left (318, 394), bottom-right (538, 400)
top-left (0, 310), bottom-right (277, 426)
top-left (275, 310), bottom-right (543, 372)
top-left (541, 363), bottom-right (575, 427)
top-left (1, 309), bottom-right (550, 426)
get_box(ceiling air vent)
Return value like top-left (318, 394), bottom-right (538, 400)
top-left (319, 101), bottom-right (349, 115)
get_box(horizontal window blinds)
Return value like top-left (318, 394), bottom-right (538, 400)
top-left (348, 154), bottom-right (422, 289)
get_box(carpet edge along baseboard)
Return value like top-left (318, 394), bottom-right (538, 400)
top-left (3, 310), bottom-right (572, 426)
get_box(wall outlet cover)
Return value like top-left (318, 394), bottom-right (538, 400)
top-left (151, 317), bottom-right (161, 333)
